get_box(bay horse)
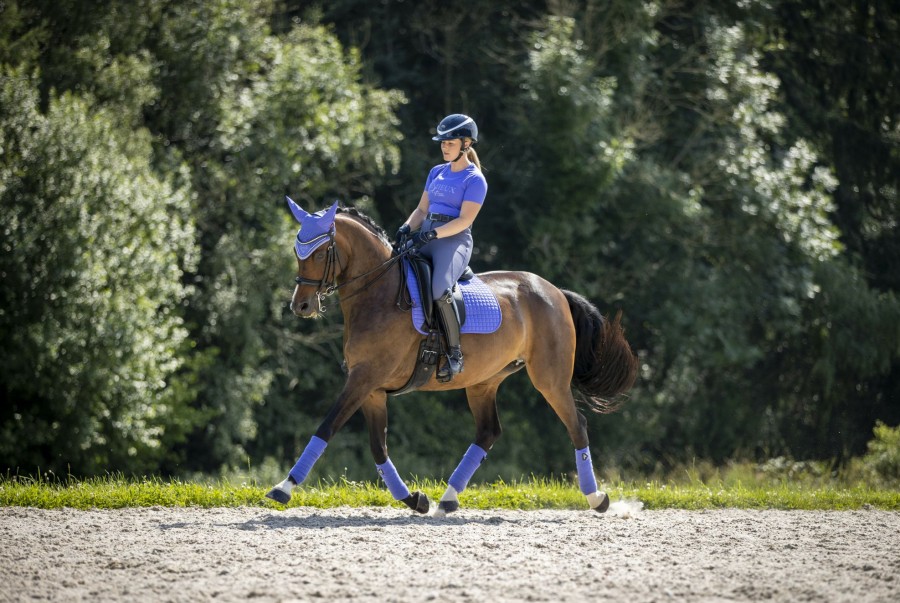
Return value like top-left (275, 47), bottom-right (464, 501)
top-left (266, 200), bottom-right (638, 515)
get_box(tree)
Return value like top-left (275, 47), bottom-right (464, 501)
top-left (0, 66), bottom-right (199, 475)
top-left (755, 0), bottom-right (900, 457)
top-left (2, 0), bottom-right (896, 479)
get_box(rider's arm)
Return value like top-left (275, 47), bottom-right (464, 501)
top-left (434, 201), bottom-right (482, 238)
top-left (402, 191), bottom-right (429, 231)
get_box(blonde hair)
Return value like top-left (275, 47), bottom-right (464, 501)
top-left (465, 139), bottom-right (481, 170)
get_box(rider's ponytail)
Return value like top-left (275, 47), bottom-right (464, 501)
top-left (466, 141), bottom-right (481, 171)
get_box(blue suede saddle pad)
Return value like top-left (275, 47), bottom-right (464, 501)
top-left (405, 262), bottom-right (502, 335)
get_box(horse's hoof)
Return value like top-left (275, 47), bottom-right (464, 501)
top-left (437, 499), bottom-right (459, 514)
top-left (402, 490), bottom-right (430, 514)
top-left (265, 487), bottom-right (292, 505)
top-left (589, 491), bottom-right (610, 514)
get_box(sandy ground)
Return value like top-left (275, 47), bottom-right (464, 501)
top-left (1, 504), bottom-right (898, 602)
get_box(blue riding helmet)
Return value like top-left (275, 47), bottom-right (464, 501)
top-left (432, 114), bottom-right (478, 142)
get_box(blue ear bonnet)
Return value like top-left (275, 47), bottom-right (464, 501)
top-left (286, 198), bottom-right (338, 260)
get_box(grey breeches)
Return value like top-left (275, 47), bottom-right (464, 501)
top-left (419, 218), bottom-right (473, 299)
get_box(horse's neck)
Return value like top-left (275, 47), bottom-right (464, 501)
top-left (335, 216), bottom-right (397, 306)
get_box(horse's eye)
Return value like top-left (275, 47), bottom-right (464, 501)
top-left (314, 250), bottom-right (326, 261)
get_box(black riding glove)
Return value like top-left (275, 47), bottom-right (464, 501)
top-left (394, 224), bottom-right (411, 247)
top-left (400, 229), bottom-right (437, 253)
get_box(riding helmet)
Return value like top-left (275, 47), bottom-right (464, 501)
top-left (432, 114), bottom-right (478, 142)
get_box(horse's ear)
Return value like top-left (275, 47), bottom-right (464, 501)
top-left (286, 196), bottom-right (309, 223)
top-left (322, 200), bottom-right (339, 223)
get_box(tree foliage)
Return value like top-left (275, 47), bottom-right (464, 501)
top-left (0, 66), bottom-right (197, 474)
top-left (1, 0), bottom-right (897, 478)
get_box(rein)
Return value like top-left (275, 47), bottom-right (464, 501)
top-left (295, 232), bottom-right (413, 314)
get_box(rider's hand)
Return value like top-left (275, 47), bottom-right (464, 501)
top-left (394, 224), bottom-right (411, 248)
top-left (400, 229), bottom-right (437, 253)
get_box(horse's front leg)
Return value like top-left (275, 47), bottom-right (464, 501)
top-left (361, 397), bottom-right (429, 514)
top-left (265, 377), bottom-right (375, 504)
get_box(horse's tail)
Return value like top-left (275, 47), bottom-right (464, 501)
top-left (562, 289), bottom-right (639, 413)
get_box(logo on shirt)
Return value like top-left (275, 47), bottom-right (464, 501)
top-left (431, 183), bottom-right (457, 196)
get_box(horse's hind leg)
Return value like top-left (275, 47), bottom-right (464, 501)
top-left (525, 364), bottom-right (610, 514)
top-left (436, 379), bottom-right (504, 516)
top-left (545, 388), bottom-right (610, 513)
top-left (361, 397), bottom-right (429, 514)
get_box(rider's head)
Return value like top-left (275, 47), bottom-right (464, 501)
top-left (432, 114), bottom-right (480, 168)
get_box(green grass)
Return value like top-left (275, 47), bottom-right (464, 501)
top-left (1, 474), bottom-right (898, 511)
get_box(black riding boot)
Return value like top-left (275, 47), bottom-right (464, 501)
top-left (435, 289), bottom-right (464, 377)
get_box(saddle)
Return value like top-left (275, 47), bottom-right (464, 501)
top-left (405, 254), bottom-right (472, 330)
top-left (387, 255), bottom-right (476, 397)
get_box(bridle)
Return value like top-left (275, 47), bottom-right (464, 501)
top-left (294, 228), bottom-right (340, 314)
top-left (293, 226), bottom-right (412, 314)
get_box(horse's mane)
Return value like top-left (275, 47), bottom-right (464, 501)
top-left (336, 206), bottom-right (392, 249)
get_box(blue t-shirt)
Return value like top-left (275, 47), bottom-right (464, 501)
top-left (424, 163), bottom-right (487, 217)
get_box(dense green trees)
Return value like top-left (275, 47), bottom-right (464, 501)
top-left (0, 66), bottom-right (197, 473)
top-left (1, 1), bottom-right (896, 479)
top-left (319, 0), bottom-right (899, 473)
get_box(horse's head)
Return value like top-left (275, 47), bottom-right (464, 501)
top-left (287, 198), bottom-right (339, 318)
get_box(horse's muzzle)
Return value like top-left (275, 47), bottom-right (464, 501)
top-left (290, 298), bottom-right (319, 318)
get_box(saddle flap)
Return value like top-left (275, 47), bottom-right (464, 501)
top-left (407, 255), bottom-right (435, 327)
top-left (453, 287), bottom-right (466, 327)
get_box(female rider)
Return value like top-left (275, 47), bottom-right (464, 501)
top-left (396, 114), bottom-right (487, 376)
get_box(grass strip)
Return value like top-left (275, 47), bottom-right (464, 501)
top-left (2, 475), bottom-right (898, 511)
